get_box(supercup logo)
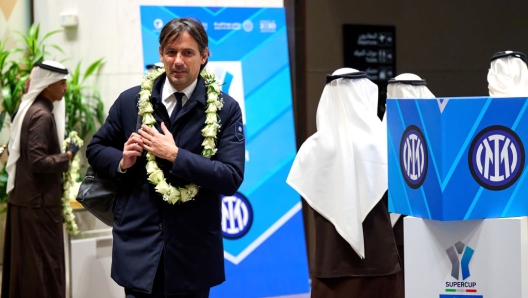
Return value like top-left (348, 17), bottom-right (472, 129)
top-left (469, 125), bottom-right (525, 190)
top-left (221, 192), bottom-right (253, 239)
top-left (446, 241), bottom-right (474, 280)
top-left (400, 125), bottom-right (428, 189)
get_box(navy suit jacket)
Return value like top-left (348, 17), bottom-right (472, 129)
top-left (86, 73), bottom-right (245, 294)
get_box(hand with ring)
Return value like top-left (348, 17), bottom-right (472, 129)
top-left (138, 123), bottom-right (178, 162)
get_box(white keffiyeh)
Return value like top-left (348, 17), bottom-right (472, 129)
top-left (487, 51), bottom-right (528, 97)
top-left (287, 68), bottom-right (386, 259)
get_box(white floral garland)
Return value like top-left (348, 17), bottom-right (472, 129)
top-left (138, 68), bottom-right (223, 204)
top-left (62, 131), bottom-right (82, 235)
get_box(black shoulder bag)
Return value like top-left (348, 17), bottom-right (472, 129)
top-left (75, 166), bottom-right (116, 226)
top-left (76, 115), bottom-right (143, 226)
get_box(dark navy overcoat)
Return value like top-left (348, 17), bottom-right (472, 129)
top-left (86, 73), bottom-right (245, 295)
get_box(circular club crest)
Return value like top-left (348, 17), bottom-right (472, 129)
top-left (221, 192), bottom-right (253, 239)
top-left (400, 125), bottom-right (429, 189)
top-left (468, 125), bottom-right (525, 190)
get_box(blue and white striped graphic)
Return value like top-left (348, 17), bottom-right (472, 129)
top-left (140, 6), bottom-right (309, 297)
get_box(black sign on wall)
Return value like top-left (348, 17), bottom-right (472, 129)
top-left (343, 24), bottom-right (396, 82)
top-left (343, 24), bottom-right (396, 117)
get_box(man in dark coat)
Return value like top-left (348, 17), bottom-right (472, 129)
top-left (2, 61), bottom-right (79, 298)
top-left (86, 18), bottom-right (245, 298)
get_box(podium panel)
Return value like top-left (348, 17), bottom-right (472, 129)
top-left (388, 97), bottom-right (528, 220)
top-left (405, 216), bottom-right (528, 298)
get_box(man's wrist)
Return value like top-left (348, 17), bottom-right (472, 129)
top-left (118, 158), bottom-right (127, 173)
top-left (169, 147), bottom-right (178, 163)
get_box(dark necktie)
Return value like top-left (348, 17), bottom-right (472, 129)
top-left (171, 92), bottom-right (184, 122)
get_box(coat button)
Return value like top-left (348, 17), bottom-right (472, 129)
top-left (159, 223), bottom-right (163, 230)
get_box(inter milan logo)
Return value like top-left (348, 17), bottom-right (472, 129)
top-left (446, 241), bottom-right (474, 280)
top-left (400, 125), bottom-right (428, 189)
top-left (221, 192), bottom-right (253, 239)
top-left (468, 125), bottom-right (525, 190)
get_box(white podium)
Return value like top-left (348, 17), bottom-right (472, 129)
top-left (67, 209), bottom-right (123, 298)
top-left (405, 216), bottom-right (528, 298)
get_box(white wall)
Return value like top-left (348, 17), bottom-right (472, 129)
top-left (0, 0), bottom-right (30, 44)
top-left (34, 0), bottom-right (283, 116)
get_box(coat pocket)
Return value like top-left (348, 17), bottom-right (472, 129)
top-left (113, 193), bottom-right (129, 226)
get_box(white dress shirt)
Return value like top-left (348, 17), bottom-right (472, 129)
top-left (161, 77), bottom-right (198, 116)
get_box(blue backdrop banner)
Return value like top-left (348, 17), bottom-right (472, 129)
top-left (140, 6), bottom-right (310, 297)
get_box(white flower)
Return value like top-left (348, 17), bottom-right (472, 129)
top-left (61, 131), bottom-right (83, 235)
top-left (146, 152), bottom-right (156, 161)
top-left (201, 137), bottom-right (216, 149)
top-left (202, 125), bottom-right (218, 138)
top-left (188, 185), bottom-right (199, 197)
top-left (207, 90), bottom-right (218, 100)
top-left (200, 69), bottom-right (213, 79)
top-left (138, 97), bottom-right (149, 106)
top-left (215, 99), bottom-right (224, 110)
top-left (139, 95), bottom-right (150, 104)
top-left (141, 79), bottom-right (154, 90)
top-left (205, 113), bottom-right (217, 124)
top-left (71, 160), bottom-right (80, 171)
top-left (162, 194), bottom-right (170, 202)
top-left (65, 213), bottom-right (74, 222)
top-left (138, 103), bottom-right (154, 115)
top-left (142, 113), bottom-right (156, 125)
top-left (146, 161), bottom-right (159, 174)
top-left (155, 179), bottom-right (171, 194)
top-left (212, 83), bottom-right (220, 93)
top-left (204, 148), bottom-right (218, 158)
top-left (167, 186), bottom-right (181, 204)
top-left (180, 188), bottom-right (191, 202)
top-left (139, 89), bottom-right (150, 98)
top-left (148, 170), bottom-right (164, 184)
top-left (205, 103), bottom-right (218, 113)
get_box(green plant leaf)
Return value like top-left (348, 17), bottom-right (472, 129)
top-left (40, 29), bottom-right (62, 45)
top-left (81, 58), bottom-right (104, 83)
top-left (0, 111), bottom-right (6, 133)
top-left (73, 62), bottom-right (81, 85)
top-left (49, 44), bottom-right (65, 55)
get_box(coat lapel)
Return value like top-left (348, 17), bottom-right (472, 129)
top-left (149, 73), bottom-right (170, 127)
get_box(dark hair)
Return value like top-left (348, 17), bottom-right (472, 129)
top-left (159, 17), bottom-right (210, 70)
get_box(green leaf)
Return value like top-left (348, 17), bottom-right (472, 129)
top-left (73, 62), bottom-right (81, 85)
top-left (41, 29), bottom-right (62, 44)
top-left (49, 44), bottom-right (64, 54)
top-left (0, 111), bottom-right (7, 133)
top-left (81, 58), bottom-right (104, 83)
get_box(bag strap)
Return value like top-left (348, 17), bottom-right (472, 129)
top-left (136, 115), bottom-right (143, 132)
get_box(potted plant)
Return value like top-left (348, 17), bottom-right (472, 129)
top-left (0, 24), bottom-right (63, 123)
top-left (64, 58), bottom-right (105, 139)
